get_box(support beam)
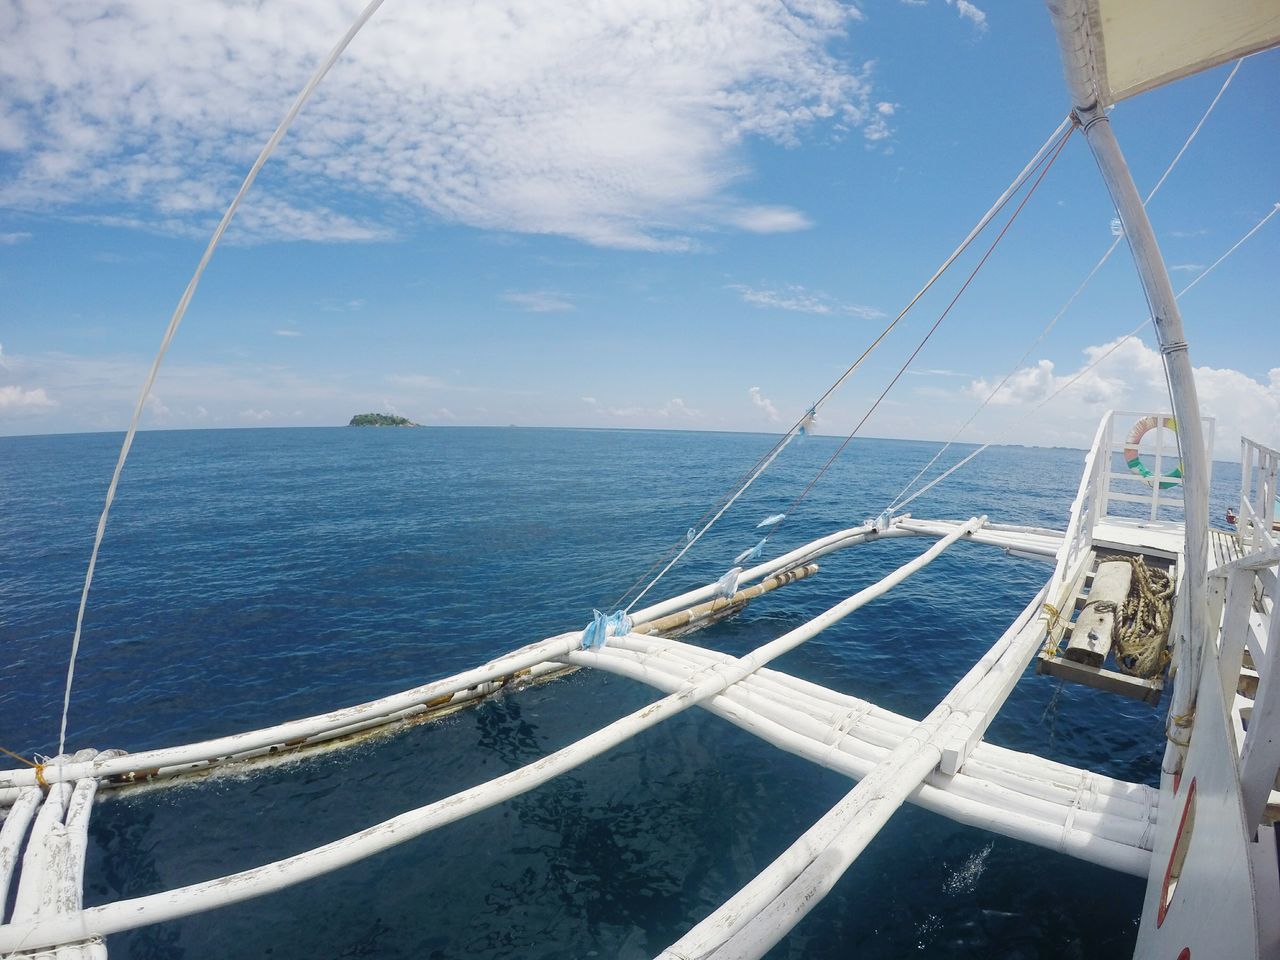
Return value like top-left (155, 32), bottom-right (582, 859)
top-left (1241, 593), bottom-right (1280, 831)
top-left (0, 519), bottom-right (985, 954)
top-left (1067, 105), bottom-right (1211, 773)
top-left (657, 531), bottom-right (1055, 960)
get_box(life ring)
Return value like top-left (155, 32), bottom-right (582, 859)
top-left (1123, 416), bottom-right (1182, 489)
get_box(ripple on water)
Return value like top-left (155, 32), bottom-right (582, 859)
top-left (1, 428), bottom-right (1242, 959)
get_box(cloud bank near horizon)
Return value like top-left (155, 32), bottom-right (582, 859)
top-left (4, 335), bottom-right (1276, 462)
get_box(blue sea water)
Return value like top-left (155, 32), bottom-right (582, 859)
top-left (0, 426), bottom-right (1242, 959)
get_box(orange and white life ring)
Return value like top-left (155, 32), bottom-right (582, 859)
top-left (1123, 416), bottom-right (1182, 490)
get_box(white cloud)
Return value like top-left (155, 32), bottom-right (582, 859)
top-left (0, 1), bottom-right (879, 248)
top-left (732, 284), bottom-right (885, 319)
top-left (863, 101), bottom-right (899, 143)
top-left (749, 385), bottom-right (781, 422)
top-left (146, 393), bottom-right (170, 421)
top-left (274, 329), bottom-right (302, 337)
top-left (316, 298), bottom-right (365, 312)
top-left (906, 368), bottom-right (971, 377)
top-left (967, 337), bottom-right (1280, 458)
top-left (0, 231), bottom-right (32, 244)
top-left (581, 395), bottom-right (700, 419)
top-left (1169, 263), bottom-right (1205, 273)
top-left (725, 206), bottom-right (813, 234)
top-left (502, 290), bottom-right (575, 313)
top-left (0, 384), bottom-right (56, 412)
top-left (946, 0), bottom-right (988, 30)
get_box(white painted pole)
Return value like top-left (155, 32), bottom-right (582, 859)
top-left (572, 641), bottom-right (1153, 863)
top-left (0, 520), bottom-right (983, 953)
top-left (0, 787), bottom-right (42, 916)
top-left (4, 517), bottom-right (1057, 801)
top-left (1073, 109), bottom-right (1212, 774)
top-left (654, 562), bottom-right (1067, 959)
top-left (1043, 2), bottom-right (1212, 770)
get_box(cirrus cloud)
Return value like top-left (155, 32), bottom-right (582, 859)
top-left (0, 0), bottom-right (884, 249)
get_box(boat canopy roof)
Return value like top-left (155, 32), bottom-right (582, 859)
top-left (1048, 0), bottom-right (1280, 108)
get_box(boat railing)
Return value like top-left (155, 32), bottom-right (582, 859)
top-left (1050, 410), bottom-right (1214, 613)
top-left (1238, 435), bottom-right (1279, 554)
top-left (1101, 409), bottom-right (1215, 525)
top-left (1209, 537), bottom-right (1279, 835)
top-left (1210, 435), bottom-right (1279, 836)
top-left (1051, 412), bottom-right (1113, 607)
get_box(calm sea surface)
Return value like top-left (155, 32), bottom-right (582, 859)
top-left (0, 427), bottom-right (1242, 959)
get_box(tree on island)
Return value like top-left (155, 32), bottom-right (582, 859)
top-left (348, 413), bottom-right (420, 427)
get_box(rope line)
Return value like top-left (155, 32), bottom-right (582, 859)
top-left (55, 0), bottom-right (391, 756)
top-left (888, 201), bottom-right (1280, 515)
top-left (764, 126), bottom-right (1074, 541)
top-left (1102, 555), bottom-right (1175, 678)
top-left (615, 116), bottom-right (1073, 615)
top-left (886, 59), bottom-right (1243, 515)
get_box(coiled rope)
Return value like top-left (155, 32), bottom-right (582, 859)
top-left (1102, 555), bottom-right (1175, 678)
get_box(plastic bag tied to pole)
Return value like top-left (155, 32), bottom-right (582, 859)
top-left (798, 406), bottom-right (817, 437)
top-left (734, 537), bottom-right (768, 565)
top-left (581, 609), bottom-right (633, 650)
top-left (714, 567), bottom-right (743, 599)
top-left (757, 513), bottom-right (786, 529)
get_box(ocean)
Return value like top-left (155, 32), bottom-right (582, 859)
top-left (0, 426), bottom-right (1242, 959)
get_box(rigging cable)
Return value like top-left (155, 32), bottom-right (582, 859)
top-left (616, 117), bottom-right (1073, 615)
top-left (762, 126), bottom-right (1074, 541)
top-left (56, 0), bottom-right (391, 755)
top-left (884, 58), bottom-right (1243, 516)
top-left (887, 201), bottom-right (1280, 515)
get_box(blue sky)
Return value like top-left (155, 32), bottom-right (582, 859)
top-left (1, 0), bottom-right (1277, 456)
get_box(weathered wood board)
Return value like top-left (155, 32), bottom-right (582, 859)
top-left (1066, 560), bottom-right (1132, 667)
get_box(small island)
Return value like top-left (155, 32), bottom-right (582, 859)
top-left (348, 413), bottom-right (420, 427)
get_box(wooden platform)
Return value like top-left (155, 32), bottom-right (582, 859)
top-left (1036, 546), bottom-right (1173, 704)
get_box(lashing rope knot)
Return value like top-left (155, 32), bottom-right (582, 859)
top-left (581, 609), bottom-right (633, 650)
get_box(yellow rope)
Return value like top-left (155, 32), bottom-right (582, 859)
top-left (0, 744), bottom-right (49, 790)
top-left (1040, 602), bottom-right (1065, 657)
top-left (0, 744), bottom-right (39, 769)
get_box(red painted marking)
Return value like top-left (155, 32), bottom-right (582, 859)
top-left (1157, 778), bottom-right (1197, 928)
top-left (1176, 949), bottom-right (1190, 960)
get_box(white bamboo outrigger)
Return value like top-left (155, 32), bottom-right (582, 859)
top-left (3, 0), bottom-right (1279, 957)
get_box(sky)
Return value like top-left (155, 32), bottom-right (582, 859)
top-left (0, 0), bottom-right (1277, 458)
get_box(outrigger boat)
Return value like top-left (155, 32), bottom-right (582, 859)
top-left (2, 1), bottom-right (1278, 957)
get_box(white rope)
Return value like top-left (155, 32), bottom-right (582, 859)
top-left (622, 116), bottom-right (1071, 615)
top-left (886, 59), bottom-right (1243, 515)
top-left (890, 201), bottom-right (1280, 515)
top-left (56, 0), bottom-right (390, 756)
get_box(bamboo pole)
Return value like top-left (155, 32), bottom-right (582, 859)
top-left (631, 563), bottom-right (819, 637)
top-left (656, 528), bottom-right (1072, 960)
top-left (570, 640), bottom-right (1154, 862)
top-left (0, 520), bottom-right (983, 953)
top-left (2, 517), bottom-right (1060, 800)
top-left (602, 632), bottom-right (1155, 825)
top-left (0, 787), bottom-right (41, 917)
